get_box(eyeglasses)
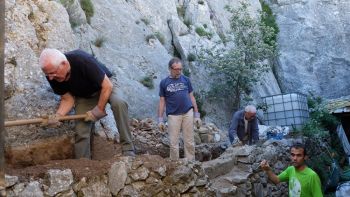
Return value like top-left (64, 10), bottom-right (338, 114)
top-left (45, 65), bottom-right (61, 78)
top-left (171, 67), bottom-right (183, 71)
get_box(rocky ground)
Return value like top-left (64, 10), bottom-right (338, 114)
top-left (3, 118), bottom-right (303, 196)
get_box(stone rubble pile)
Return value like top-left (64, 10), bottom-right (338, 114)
top-left (194, 123), bottom-right (222, 144)
top-left (129, 118), bottom-right (226, 161)
top-left (203, 139), bottom-right (300, 197)
top-left (5, 156), bottom-right (210, 197)
top-left (4, 139), bottom-right (299, 197)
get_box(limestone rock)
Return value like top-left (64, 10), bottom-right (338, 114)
top-left (5, 175), bottom-right (18, 188)
top-left (80, 176), bottom-right (111, 197)
top-left (108, 161), bottom-right (128, 195)
top-left (46, 169), bottom-right (74, 196)
top-left (19, 181), bottom-right (43, 197)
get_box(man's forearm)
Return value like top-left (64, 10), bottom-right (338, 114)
top-left (56, 93), bottom-right (74, 116)
top-left (158, 103), bottom-right (164, 117)
top-left (266, 170), bottom-right (280, 184)
top-left (97, 88), bottom-right (111, 111)
top-left (97, 76), bottom-right (113, 111)
top-left (189, 93), bottom-right (199, 113)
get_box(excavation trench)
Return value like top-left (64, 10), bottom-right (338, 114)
top-left (5, 132), bottom-right (225, 180)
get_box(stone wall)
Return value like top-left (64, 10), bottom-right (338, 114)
top-left (5, 155), bottom-right (209, 197)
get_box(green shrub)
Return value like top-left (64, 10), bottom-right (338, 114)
top-left (194, 92), bottom-right (207, 118)
top-left (177, 6), bottom-right (185, 18)
top-left (184, 19), bottom-right (192, 28)
top-left (93, 36), bottom-right (106, 47)
top-left (145, 34), bottom-right (156, 43)
top-left (140, 76), bottom-right (154, 89)
top-left (203, 24), bottom-right (208, 28)
top-left (187, 53), bottom-right (197, 62)
top-left (80, 0), bottom-right (94, 24)
top-left (199, 2), bottom-right (276, 109)
top-left (195, 27), bottom-right (212, 39)
top-left (259, 0), bottom-right (279, 50)
top-left (141, 18), bottom-right (150, 25)
top-left (70, 21), bottom-right (79, 28)
top-left (154, 32), bottom-right (165, 45)
top-left (183, 67), bottom-right (191, 77)
top-left (302, 96), bottom-right (339, 137)
top-left (256, 102), bottom-right (268, 112)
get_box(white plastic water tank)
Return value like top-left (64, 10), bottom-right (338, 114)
top-left (262, 93), bottom-right (309, 129)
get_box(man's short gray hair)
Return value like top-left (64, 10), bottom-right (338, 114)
top-left (39, 48), bottom-right (67, 69)
top-left (168, 57), bottom-right (182, 68)
top-left (245, 105), bottom-right (257, 113)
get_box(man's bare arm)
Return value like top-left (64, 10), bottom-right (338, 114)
top-left (189, 92), bottom-right (199, 113)
top-left (97, 75), bottom-right (113, 112)
top-left (56, 92), bottom-right (75, 116)
top-left (158, 97), bottom-right (165, 118)
top-left (260, 160), bottom-right (280, 184)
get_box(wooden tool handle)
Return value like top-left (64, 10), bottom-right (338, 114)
top-left (5, 114), bottom-right (87, 127)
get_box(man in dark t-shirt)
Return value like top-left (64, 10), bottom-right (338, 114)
top-left (158, 57), bottom-right (202, 161)
top-left (39, 48), bottom-right (135, 158)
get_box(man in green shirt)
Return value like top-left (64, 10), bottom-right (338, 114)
top-left (260, 143), bottom-right (323, 197)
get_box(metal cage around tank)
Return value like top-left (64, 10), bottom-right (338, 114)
top-left (262, 93), bottom-right (309, 129)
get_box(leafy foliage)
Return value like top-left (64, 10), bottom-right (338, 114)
top-left (195, 27), bottom-right (212, 39)
top-left (259, 0), bottom-right (279, 51)
top-left (145, 34), bottom-right (156, 43)
top-left (140, 76), bottom-right (154, 89)
top-left (80, 0), bottom-right (94, 24)
top-left (141, 18), bottom-right (150, 25)
top-left (194, 91), bottom-right (207, 118)
top-left (182, 67), bottom-right (191, 77)
top-left (154, 32), bottom-right (165, 45)
top-left (145, 32), bottom-right (165, 45)
top-left (176, 6), bottom-right (186, 19)
top-left (301, 96), bottom-right (347, 194)
top-left (187, 53), bottom-right (197, 62)
top-left (200, 2), bottom-right (277, 109)
top-left (93, 36), bottom-right (106, 47)
top-left (302, 96), bottom-right (339, 137)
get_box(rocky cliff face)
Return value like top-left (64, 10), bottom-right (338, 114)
top-left (267, 0), bottom-right (350, 98)
top-left (4, 0), bottom-right (349, 144)
top-left (4, 0), bottom-right (280, 142)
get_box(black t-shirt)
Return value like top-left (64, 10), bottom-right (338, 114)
top-left (47, 50), bottom-right (113, 98)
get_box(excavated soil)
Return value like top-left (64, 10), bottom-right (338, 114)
top-left (5, 136), bottom-right (124, 181)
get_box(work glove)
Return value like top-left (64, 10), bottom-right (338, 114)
top-left (85, 106), bottom-right (107, 122)
top-left (194, 112), bottom-right (202, 129)
top-left (158, 117), bottom-right (166, 132)
top-left (42, 114), bottom-right (62, 128)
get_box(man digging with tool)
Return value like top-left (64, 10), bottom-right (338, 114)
top-left (39, 48), bottom-right (135, 159)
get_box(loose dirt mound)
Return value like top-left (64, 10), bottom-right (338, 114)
top-left (5, 135), bottom-right (123, 181)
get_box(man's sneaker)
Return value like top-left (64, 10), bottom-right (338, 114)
top-left (122, 150), bottom-right (136, 157)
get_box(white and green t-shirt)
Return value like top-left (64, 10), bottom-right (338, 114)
top-left (278, 166), bottom-right (323, 197)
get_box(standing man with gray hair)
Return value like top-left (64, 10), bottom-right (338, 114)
top-left (158, 57), bottom-right (201, 161)
top-left (39, 48), bottom-right (135, 159)
top-left (228, 105), bottom-right (259, 145)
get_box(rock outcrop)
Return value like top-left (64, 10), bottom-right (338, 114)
top-left (4, 0), bottom-right (283, 145)
top-left (267, 0), bottom-right (350, 98)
